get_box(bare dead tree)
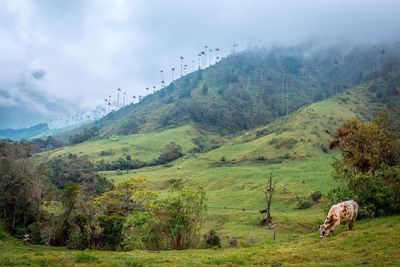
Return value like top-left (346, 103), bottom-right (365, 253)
top-left (260, 173), bottom-right (276, 228)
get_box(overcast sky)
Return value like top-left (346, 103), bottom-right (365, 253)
top-left (1, 0), bottom-right (400, 128)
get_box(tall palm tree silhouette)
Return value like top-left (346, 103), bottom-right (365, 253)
top-left (180, 56), bottom-right (184, 77)
top-left (204, 45), bottom-right (208, 67)
top-left (192, 60), bottom-right (195, 71)
top-left (123, 92), bottom-right (126, 106)
top-left (117, 88), bottom-right (121, 109)
top-left (209, 48), bottom-right (213, 65)
top-left (104, 98), bottom-right (108, 113)
top-left (198, 53), bottom-right (202, 69)
top-left (184, 64), bottom-right (187, 75)
top-left (201, 51), bottom-right (206, 68)
top-left (160, 70), bottom-right (164, 88)
top-left (215, 48), bottom-right (220, 63)
top-left (171, 67), bottom-right (175, 81)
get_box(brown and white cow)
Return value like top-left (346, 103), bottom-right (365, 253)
top-left (319, 200), bottom-right (358, 238)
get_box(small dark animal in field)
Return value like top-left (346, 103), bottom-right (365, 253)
top-left (319, 200), bottom-right (358, 238)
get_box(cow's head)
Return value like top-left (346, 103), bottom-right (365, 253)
top-left (319, 224), bottom-right (332, 238)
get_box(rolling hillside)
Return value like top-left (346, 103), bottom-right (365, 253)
top-left (89, 44), bottom-right (395, 136)
top-left (34, 80), bottom-right (390, 242)
top-left (13, 44), bottom-right (400, 266)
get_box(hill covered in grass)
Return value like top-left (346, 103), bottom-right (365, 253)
top-left (90, 43), bottom-right (398, 136)
top-left (13, 43), bottom-right (400, 266)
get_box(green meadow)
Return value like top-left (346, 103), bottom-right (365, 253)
top-left (3, 84), bottom-right (398, 266)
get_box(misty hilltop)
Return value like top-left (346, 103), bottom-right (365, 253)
top-left (84, 43), bottom-right (400, 137)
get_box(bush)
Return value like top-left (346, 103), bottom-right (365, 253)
top-left (329, 115), bottom-right (400, 216)
top-left (191, 137), bottom-right (220, 153)
top-left (99, 150), bottom-right (113, 156)
top-left (203, 230), bottom-right (221, 248)
top-left (158, 142), bottom-right (183, 164)
top-left (296, 198), bottom-right (312, 209)
top-left (256, 155), bottom-right (266, 161)
top-left (98, 214), bottom-right (125, 250)
top-left (126, 187), bottom-right (206, 250)
top-left (311, 191), bottom-right (323, 202)
top-left (47, 154), bottom-right (112, 195)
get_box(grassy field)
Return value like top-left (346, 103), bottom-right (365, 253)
top-left (7, 85), bottom-right (397, 266)
top-left (36, 125), bottom-right (225, 163)
top-left (1, 216), bottom-right (399, 266)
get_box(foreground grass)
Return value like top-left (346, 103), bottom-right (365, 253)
top-left (1, 216), bottom-right (399, 266)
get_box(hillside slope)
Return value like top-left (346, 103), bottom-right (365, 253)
top-left (96, 82), bottom-right (393, 242)
top-left (92, 44), bottom-right (396, 136)
top-left (37, 125), bottom-right (226, 163)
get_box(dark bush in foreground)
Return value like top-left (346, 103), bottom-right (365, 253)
top-left (203, 230), bottom-right (221, 248)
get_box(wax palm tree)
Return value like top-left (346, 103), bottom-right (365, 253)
top-left (209, 48), bottom-right (213, 65)
top-left (204, 45), bottom-right (208, 67)
top-left (160, 70), bottom-right (164, 88)
top-left (201, 51), bottom-right (206, 68)
top-left (198, 53), bottom-right (202, 69)
top-left (192, 60), bottom-right (195, 71)
top-left (215, 48), bottom-right (220, 63)
top-left (117, 88), bottom-right (121, 109)
top-left (180, 56), bottom-right (184, 77)
top-left (184, 64), bottom-right (187, 75)
top-left (171, 67), bottom-right (175, 81)
top-left (123, 92), bottom-right (126, 106)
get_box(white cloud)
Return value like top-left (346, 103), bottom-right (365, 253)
top-left (0, 0), bottom-right (399, 128)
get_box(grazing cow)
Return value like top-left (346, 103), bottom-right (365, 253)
top-left (319, 200), bottom-right (358, 238)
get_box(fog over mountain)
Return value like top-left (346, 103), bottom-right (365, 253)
top-left (1, 0), bottom-right (399, 128)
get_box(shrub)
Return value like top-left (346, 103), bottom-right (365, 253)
top-left (311, 191), bottom-right (323, 202)
top-left (47, 154), bottom-right (112, 195)
top-left (158, 142), bottom-right (183, 164)
top-left (256, 155), bottom-right (266, 161)
top-left (98, 214), bottom-right (125, 250)
top-left (329, 114), bottom-right (400, 216)
top-left (126, 187), bottom-right (206, 250)
top-left (296, 198), bottom-right (312, 209)
top-left (191, 137), bottom-right (220, 153)
top-left (99, 150), bottom-right (113, 156)
top-left (203, 230), bottom-right (221, 248)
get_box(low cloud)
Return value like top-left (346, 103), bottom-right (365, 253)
top-left (0, 0), bottom-right (399, 128)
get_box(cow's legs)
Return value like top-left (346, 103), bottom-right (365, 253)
top-left (349, 222), bottom-right (353, 230)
